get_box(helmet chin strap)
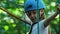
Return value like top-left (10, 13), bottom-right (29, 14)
top-left (29, 22), bottom-right (38, 34)
top-left (29, 24), bottom-right (33, 34)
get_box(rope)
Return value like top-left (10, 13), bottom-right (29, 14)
top-left (36, 0), bottom-right (40, 34)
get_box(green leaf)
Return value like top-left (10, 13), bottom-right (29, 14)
top-left (4, 25), bottom-right (9, 31)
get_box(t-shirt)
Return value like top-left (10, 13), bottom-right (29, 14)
top-left (31, 19), bottom-right (48, 34)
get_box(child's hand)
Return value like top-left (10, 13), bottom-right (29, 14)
top-left (57, 4), bottom-right (60, 13)
top-left (57, 4), bottom-right (60, 10)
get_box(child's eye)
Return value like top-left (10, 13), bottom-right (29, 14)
top-left (29, 13), bottom-right (31, 16)
top-left (33, 12), bottom-right (36, 14)
top-left (27, 12), bottom-right (31, 16)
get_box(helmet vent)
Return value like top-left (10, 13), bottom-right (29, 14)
top-left (35, 0), bottom-right (37, 1)
top-left (27, 5), bottom-right (32, 8)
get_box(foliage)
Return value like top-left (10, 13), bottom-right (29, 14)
top-left (0, 0), bottom-right (60, 34)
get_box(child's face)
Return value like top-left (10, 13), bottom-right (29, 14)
top-left (26, 10), bottom-right (44, 23)
top-left (26, 10), bottom-right (37, 23)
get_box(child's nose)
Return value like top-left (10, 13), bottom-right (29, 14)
top-left (31, 14), bottom-right (35, 18)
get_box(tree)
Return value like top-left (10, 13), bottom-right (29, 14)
top-left (0, 0), bottom-right (60, 34)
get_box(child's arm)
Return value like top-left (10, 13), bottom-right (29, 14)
top-left (44, 4), bottom-right (60, 27)
top-left (0, 7), bottom-right (31, 25)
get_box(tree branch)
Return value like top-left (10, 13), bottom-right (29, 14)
top-left (0, 7), bottom-right (31, 25)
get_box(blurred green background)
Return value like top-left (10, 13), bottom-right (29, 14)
top-left (0, 0), bottom-right (60, 34)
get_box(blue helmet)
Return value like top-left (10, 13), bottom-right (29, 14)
top-left (25, 0), bottom-right (37, 13)
top-left (24, 0), bottom-right (45, 13)
top-left (37, 0), bottom-right (45, 9)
